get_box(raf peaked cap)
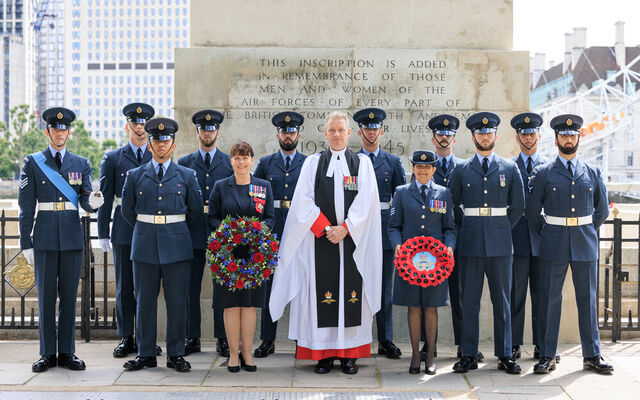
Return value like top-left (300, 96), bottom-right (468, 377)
top-left (428, 114), bottom-right (460, 135)
top-left (550, 114), bottom-right (583, 134)
top-left (123, 102), bottom-right (155, 123)
top-left (192, 109), bottom-right (224, 131)
top-left (272, 111), bottom-right (304, 132)
top-left (145, 118), bottom-right (178, 141)
top-left (510, 112), bottom-right (543, 133)
top-left (42, 107), bottom-right (76, 129)
top-left (466, 112), bottom-right (501, 133)
top-left (353, 107), bottom-right (386, 129)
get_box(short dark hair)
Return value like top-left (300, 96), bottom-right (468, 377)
top-left (230, 141), bottom-right (254, 157)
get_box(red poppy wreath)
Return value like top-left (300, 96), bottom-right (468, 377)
top-left (394, 236), bottom-right (454, 288)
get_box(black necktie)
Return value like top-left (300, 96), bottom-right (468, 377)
top-left (204, 152), bottom-right (211, 169)
top-left (420, 184), bottom-right (427, 202)
top-left (567, 160), bottom-right (573, 176)
top-left (55, 152), bottom-right (62, 170)
top-left (157, 163), bottom-right (163, 181)
top-left (137, 148), bottom-right (142, 164)
top-left (441, 158), bottom-right (447, 175)
top-left (482, 157), bottom-right (489, 174)
top-left (369, 153), bottom-right (375, 164)
top-left (285, 156), bottom-right (290, 170)
top-left (527, 157), bottom-right (533, 174)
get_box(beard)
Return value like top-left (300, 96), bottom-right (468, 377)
top-left (558, 141), bottom-right (578, 155)
top-left (200, 135), bottom-right (217, 148)
top-left (473, 138), bottom-right (495, 152)
top-left (278, 136), bottom-right (299, 152)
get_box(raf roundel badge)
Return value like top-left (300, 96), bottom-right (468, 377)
top-left (524, 116), bottom-right (530, 123)
top-left (420, 154), bottom-right (427, 161)
top-left (205, 114), bottom-right (211, 121)
top-left (57, 112), bottom-right (63, 120)
top-left (566, 118), bottom-right (573, 126)
top-left (482, 117), bottom-right (489, 125)
top-left (369, 112), bottom-right (375, 119)
top-left (158, 123), bottom-right (165, 131)
top-left (284, 115), bottom-right (291, 123)
top-left (443, 119), bottom-right (449, 126)
top-left (136, 107), bottom-right (142, 114)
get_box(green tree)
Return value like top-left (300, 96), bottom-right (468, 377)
top-left (4, 105), bottom-right (48, 178)
top-left (68, 120), bottom-right (102, 177)
top-left (101, 139), bottom-right (118, 153)
top-left (0, 121), bottom-right (16, 178)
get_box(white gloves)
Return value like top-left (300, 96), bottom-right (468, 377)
top-left (89, 190), bottom-right (105, 209)
top-left (99, 238), bottom-right (111, 253)
top-left (23, 248), bottom-right (34, 265)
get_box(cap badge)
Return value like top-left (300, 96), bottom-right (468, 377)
top-left (136, 107), bottom-right (142, 114)
top-left (57, 112), bottom-right (63, 120)
top-left (284, 115), bottom-right (291, 123)
top-left (443, 119), bottom-right (449, 126)
top-left (482, 117), bottom-right (489, 125)
top-left (369, 112), bottom-right (375, 119)
top-left (420, 154), bottom-right (427, 161)
top-left (524, 116), bottom-right (530, 123)
top-left (566, 118), bottom-right (573, 126)
top-left (158, 123), bottom-right (165, 131)
top-left (205, 114), bottom-right (211, 121)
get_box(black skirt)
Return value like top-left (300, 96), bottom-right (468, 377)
top-left (392, 268), bottom-right (450, 307)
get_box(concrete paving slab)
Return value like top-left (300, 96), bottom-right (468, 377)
top-left (26, 366), bottom-right (123, 387)
top-left (0, 363), bottom-right (36, 385)
top-left (476, 386), bottom-right (570, 400)
top-left (202, 353), bottom-right (294, 388)
top-left (291, 357), bottom-right (379, 388)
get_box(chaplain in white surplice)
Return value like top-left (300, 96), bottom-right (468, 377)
top-left (269, 111), bottom-right (382, 375)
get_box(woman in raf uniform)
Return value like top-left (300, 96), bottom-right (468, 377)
top-left (388, 150), bottom-right (456, 375)
top-left (208, 142), bottom-right (275, 372)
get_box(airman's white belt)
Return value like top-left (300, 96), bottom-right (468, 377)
top-left (464, 207), bottom-right (507, 217)
top-left (545, 215), bottom-right (592, 226)
top-left (38, 202), bottom-right (77, 211)
top-left (274, 200), bottom-right (291, 209)
top-left (380, 201), bottom-right (391, 210)
top-left (113, 196), bottom-right (122, 207)
top-left (137, 214), bottom-right (186, 224)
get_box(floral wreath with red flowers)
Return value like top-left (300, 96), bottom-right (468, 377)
top-left (394, 236), bottom-right (454, 288)
top-left (207, 216), bottom-right (279, 291)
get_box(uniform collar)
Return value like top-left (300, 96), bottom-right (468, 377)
top-left (557, 155), bottom-right (578, 169)
top-left (279, 150), bottom-right (297, 163)
top-left (438, 153), bottom-right (453, 165)
top-left (48, 145), bottom-right (66, 161)
top-left (151, 157), bottom-right (172, 172)
top-left (198, 147), bottom-right (217, 161)
top-left (129, 142), bottom-right (147, 156)
top-left (360, 147), bottom-right (380, 158)
top-left (519, 152), bottom-right (537, 165)
top-left (475, 152), bottom-right (495, 165)
top-left (414, 179), bottom-right (432, 191)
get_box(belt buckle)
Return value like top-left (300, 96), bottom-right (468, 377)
top-left (280, 200), bottom-right (291, 209)
top-left (154, 215), bottom-right (166, 224)
top-left (566, 217), bottom-right (578, 226)
top-left (53, 202), bottom-right (65, 211)
top-left (479, 207), bottom-right (491, 217)
top-left (204, 205), bottom-right (209, 213)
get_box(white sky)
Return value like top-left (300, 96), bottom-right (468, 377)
top-left (513, 0), bottom-right (640, 67)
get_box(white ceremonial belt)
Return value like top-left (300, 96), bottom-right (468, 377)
top-left (545, 215), bottom-right (592, 227)
top-left (380, 201), bottom-right (391, 210)
top-left (136, 214), bottom-right (186, 224)
top-left (38, 202), bottom-right (77, 211)
top-left (464, 207), bottom-right (507, 217)
top-left (113, 196), bottom-right (122, 207)
top-left (274, 200), bottom-right (291, 209)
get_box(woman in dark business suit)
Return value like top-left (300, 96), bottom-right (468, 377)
top-left (208, 142), bottom-right (275, 372)
top-left (388, 150), bottom-right (456, 375)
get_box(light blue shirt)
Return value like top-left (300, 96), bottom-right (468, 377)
top-left (557, 155), bottom-right (578, 175)
top-left (361, 147), bottom-right (380, 162)
top-left (475, 152), bottom-right (495, 168)
top-left (151, 158), bottom-right (172, 176)
top-left (519, 152), bottom-right (538, 167)
top-left (438, 154), bottom-right (453, 168)
top-left (198, 147), bottom-right (217, 163)
top-left (414, 179), bottom-right (432, 197)
top-left (279, 150), bottom-right (297, 165)
top-left (48, 146), bottom-right (66, 163)
top-left (129, 142), bottom-right (147, 157)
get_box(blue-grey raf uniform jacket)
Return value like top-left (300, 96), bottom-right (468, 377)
top-left (433, 155), bottom-right (460, 187)
top-left (511, 154), bottom-right (547, 257)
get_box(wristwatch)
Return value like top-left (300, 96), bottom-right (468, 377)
top-left (324, 225), bottom-right (332, 233)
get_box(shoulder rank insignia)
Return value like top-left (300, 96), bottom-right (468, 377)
top-left (322, 291), bottom-right (336, 304)
top-left (343, 176), bottom-right (358, 191)
top-left (348, 290), bottom-right (359, 303)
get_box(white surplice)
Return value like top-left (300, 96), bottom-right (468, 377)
top-left (269, 150), bottom-right (382, 350)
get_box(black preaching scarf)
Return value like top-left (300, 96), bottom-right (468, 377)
top-left (314, 149), bottom-right (363, 328)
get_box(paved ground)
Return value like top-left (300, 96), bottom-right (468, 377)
top-left (0, 340), bottom-right (639, 399)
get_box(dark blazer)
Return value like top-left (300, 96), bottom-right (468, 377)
top-left (208, 175), bottom-right (276, 232)
top-left (433, 154), bottom-right (461, 187)
top-left (98, 144), bottom-right (152, 245)
top-left (253, 151), bottom-right (306, 239)
top-left (357, 149), bottom-right (406, 251)
top-left (178, 149), bottom-right (233, 249)
top-left (525, 157), bottom-right (608, 262)
top-left (448, 154), bottom-right (525, 258)
top-left (18, 148), bottom-right (94, 251)
top-left (121, 161), bottom-right (204, 264)
top-left (511, 153), bottom-right (547, 256)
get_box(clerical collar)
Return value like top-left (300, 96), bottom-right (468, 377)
top-left (326, 148), bottom-right (351, 178)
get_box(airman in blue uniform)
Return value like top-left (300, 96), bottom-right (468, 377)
top-left (252, 111), bottom-right (306, 358)
top-left (527, 114), bottom-right (613, 375)
top-left (508, 112), bottom-right (549, 361)
top-left (177, 109), bottom-right (233, 357)
top-left (353, 107), bottom-right (406, 359)
top-left (389, 150), bottom-right (456, 375)
top-left (121, 118), bottom-right (204, 372)
top-left (98, 102), bottom-right (156, 358)
top-left (19, 107), bottom-right (104, 372)
top-left (449, 112), bottom-right (524, 374)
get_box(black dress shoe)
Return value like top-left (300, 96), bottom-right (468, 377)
top-left (254, 340), bottom-right (275, 358)
top-left (533, 345), bottom-right (541, 360)
top-left (167, 356), bottom-right (191, 372)
top-left (32, 355), bottom-right (57, 372)
top-left (378, 341), bottom-right (401, 359)
top-left (340, 358), bottom-right (358, 374)
top-left (453, 356), bottom-right (478, 373)
top-left (239, 353), bottom-right (257, 372)
top-left (113, 336), bottom-right (136, 358)
top-left (184, 338), bottom-right (201, 356)
top-left (555, 354), bottom-right (561, 363)
top-left (512, 345), bottom-right (521, 359)
top-left (497, 357), bottom-right (521, 374)
top-left (57, 353), bottom-right (86, 370)
top-left (583, 356), bottom-right (614, 374)
top-left (425, 361), bottom-right (436, 375)
top-left (314, 357), bottom-right (334, 374)
top-left (477, 351), bottom-right (485, 362)
top-left (533, 357), bottom-right (556, 374)
top-left (155, 345), bottom-right (162, 356)
top-left (216, 338), bottom-right (230, 357)
top-left (123, 356), bottom-right (157, 371)
top-left (409, 355), bottom-right (421, 374)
